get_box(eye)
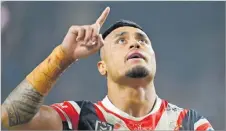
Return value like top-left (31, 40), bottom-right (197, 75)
top-left (118, 38), bottom-right (126, 44)
top-left (138, 39), bottom-right (146, 44)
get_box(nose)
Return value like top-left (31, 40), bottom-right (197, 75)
top-left (129, 41), bottom-right (140, 49)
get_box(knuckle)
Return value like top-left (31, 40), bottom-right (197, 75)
top-left (89, 23), bottom-right (94, 27)
top-left (85, 25), bottom-right (90, 30)
top-left (91, 24), bottom-right (95, 28)
top-left (80, 25), bottom-right (85, 29)
top-left (88, 26), bottom-right (92, 30)
top-left (80, 26), bottom-right (85, 31)
top-left (85, 26), bottom-right (92, 34)
top-left (69, 25), bottom-right (77, 31)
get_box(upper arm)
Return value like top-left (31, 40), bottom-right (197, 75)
top-left (194, 117), bottom-right (214, 131)
top-left (180, 109), bottom-right (214, 131)
top-left (19, 100), bottom-right (82, 130)
top-left (5, 105), bottom-right (63, 130)
top-left (2, 100), bottom-right (82, 130)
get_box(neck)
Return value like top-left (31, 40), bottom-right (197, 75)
top-left (107, 78), bottom-right (157, 118)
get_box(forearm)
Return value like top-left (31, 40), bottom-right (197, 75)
top-left (26, 45), bottom-right (74, 95)
top-left (1, 45), bottom-right (74, 128)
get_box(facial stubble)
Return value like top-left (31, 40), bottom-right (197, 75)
top-left (125, 65), bottom-right (149, 78)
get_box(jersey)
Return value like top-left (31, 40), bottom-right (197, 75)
top-left (51, 96), bottom-right (214, 130)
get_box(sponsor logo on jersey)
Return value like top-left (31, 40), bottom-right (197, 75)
top-left (95, 120), bottom-right (114, 131)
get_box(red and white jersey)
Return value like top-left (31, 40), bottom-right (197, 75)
top-left (51, 96), bottom-right (213, 130)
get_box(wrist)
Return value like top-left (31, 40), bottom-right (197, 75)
top-left (26, 45), bottom-right (74, 95)
top-left (55, 45), bottom-right (75, 69)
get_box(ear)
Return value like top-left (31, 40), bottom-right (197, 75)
top-left (97, 60), bottom-right (107, 76)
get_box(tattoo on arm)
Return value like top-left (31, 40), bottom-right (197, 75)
top-left (2, 79), bottom-right (44, 127)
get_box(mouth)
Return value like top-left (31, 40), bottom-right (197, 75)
top-left (126, 52), bottom-right (146, 61)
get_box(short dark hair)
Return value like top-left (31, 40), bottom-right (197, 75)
top-left (99, 20), bottom-right (143, 57)
top-left (102, 19), bottom-right (143, 40)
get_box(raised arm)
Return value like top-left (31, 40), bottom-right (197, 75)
top-left (1, 7), bottom-right (110, 130)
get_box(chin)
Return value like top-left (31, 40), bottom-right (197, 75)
top-left (125, 65), bottom-right (150, 79)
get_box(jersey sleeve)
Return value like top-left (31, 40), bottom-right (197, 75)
top-left (50, 101), bottom-right (82, 130)
top-left (194, 117), bottom-right (214, 131)
top-left (180, 109), bottom-right (214, 131)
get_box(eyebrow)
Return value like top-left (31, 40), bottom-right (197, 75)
top-left (114, 31), bottom-right (128, 38)
top-left (135, 32), bottom-right (147, 38)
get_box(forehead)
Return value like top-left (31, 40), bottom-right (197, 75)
top-left (104, 26), bottom-right (148, 40)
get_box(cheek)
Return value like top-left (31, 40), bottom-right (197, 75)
top-left (151, 52), bottom-right (156, 64)
top-left (109, 45), bottom-right (125, 62)
top-left (108, 52), bottom-right (126, 72)
top-left (151, 53), bottom-right (156, 70)
top-left (148, 46), bottom-right (155, 58)
top-left (147, 48), bottom-right (156, 66)
top-left (151, 52), bottom-right (156, 60)
top-left (106, 44), bottom-right (127, 69)
top-left (111, 52), bottom-right (125, 66)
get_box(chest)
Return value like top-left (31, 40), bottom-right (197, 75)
top-left (77, 104), bottom-right (179, 130)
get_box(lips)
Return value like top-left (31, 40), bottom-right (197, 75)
top-left (127, 52), bottom-right (145, 61)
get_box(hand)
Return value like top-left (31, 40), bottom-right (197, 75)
top-left (61, 7), bottom-right (110, 60)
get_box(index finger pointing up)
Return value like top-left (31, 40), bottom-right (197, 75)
top-left (95, 7), bottom-right (110, 27)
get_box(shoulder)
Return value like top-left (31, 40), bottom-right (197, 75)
top-left (51, 100), bottom-right (93, 114)
top-left (166, 101), bottom-right (184, 112)
top-left (164, 100), bottom-right (213, 130)
top-left (50, 100), bottom-right (94, 130)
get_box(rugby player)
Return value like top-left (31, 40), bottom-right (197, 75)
top-left (1, 7), bottom-right (213, 130)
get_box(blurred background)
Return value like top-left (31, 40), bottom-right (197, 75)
top-left (1, 1), bottom-right (225, 130)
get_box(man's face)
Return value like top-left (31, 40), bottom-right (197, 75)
top-left (98, 26), bottom-right (156, 82)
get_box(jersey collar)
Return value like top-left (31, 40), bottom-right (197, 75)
top-left (101, 95), bottom-right (162, 121)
